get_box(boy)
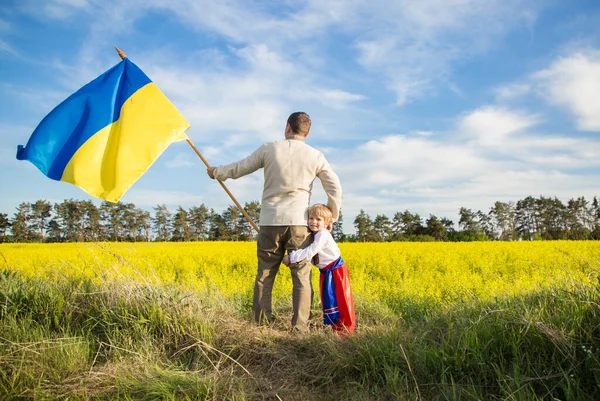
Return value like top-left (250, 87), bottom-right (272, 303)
top-left (283, 204), bottom-right (356, 334)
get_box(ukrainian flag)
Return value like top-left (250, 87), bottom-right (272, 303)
top-left (16, 58), bottom-right (190, 202)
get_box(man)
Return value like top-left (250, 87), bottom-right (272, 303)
top-left (207, 112), bottom-right (342, 332)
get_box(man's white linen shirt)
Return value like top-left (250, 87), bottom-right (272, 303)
top-left (212, 138), bottom-right (342, 226)
top-left (288, 230), bottom-right (340, 269)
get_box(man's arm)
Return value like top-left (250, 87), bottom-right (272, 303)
top-left (317, 156), bottom-right (342, 222)
top-left (207, 144), bottom-right (265, 181)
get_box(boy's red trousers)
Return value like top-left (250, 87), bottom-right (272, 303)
top-left (319, 257), bottom-right (356, 334)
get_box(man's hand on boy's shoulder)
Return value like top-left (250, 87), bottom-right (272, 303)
top-left (282, 255), bottom-right (290, 266)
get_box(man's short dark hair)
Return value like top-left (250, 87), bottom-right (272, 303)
top-left (287, 112), bottom-right (311, 135)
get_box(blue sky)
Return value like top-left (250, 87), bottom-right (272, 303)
top-left (1, 0), bottom-right (600, 233)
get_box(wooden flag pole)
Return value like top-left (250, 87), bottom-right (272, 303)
top-left (114, 47), bottom-right (260, 234)
top-left (186, 139), bottom-right (260, 234)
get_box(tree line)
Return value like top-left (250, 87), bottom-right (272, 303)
top-left (352, 195), bottom-right (600, 242)
top-left (0, 195), bottom-right (598, 243)
top-left (0, 199), bottom-right (260, 243)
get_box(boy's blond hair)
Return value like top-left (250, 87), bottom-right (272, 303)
top-left (308, 204), bottom-right (333, 224)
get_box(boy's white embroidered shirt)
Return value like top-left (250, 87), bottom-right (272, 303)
top-left (289, 230), bottom-right (340, 269)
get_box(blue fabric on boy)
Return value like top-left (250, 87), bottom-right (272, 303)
top-left (320, 257), bottom-right (344, 325)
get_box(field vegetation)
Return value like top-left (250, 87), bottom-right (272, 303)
top-left (1, 241), bottom-right (599, 400)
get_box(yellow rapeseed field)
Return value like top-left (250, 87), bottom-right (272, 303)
top-left (2, 241), bottom-right (598, 310)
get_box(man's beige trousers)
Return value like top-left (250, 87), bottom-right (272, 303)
top-left (254, 225), bottom-right (313, 331)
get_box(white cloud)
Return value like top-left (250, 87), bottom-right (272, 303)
top-left (412, 130), bottom-right (436, 137)
top-left (321, 90), bottom-right (364, 103)
top-left (514, 137), bottom-right (600, 168)
top-left (534, 51), bottom-right (600, 131)
top-left (459, 106), bottom-right (540, 145)
top-left (315, 89), bottom-right (365, 109)
top-left (338, 135), bottom-right (488, 191)
top-left (355, 38), bottom-right (397, 68)
top-left (234, 44), bottom-right (294, 74)
top-left (199, 145), bottom-right (226, 161)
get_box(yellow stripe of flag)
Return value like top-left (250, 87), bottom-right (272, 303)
top-left (63, 83), bottom-right (189, 202)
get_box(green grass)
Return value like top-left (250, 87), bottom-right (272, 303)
top-left (1, 267), bottom-right (599, 400)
